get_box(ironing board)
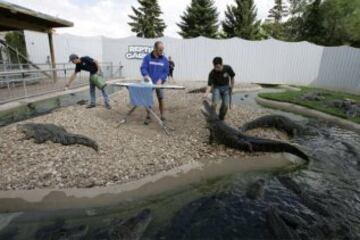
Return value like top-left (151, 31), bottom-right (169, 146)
top-left (114, 82), bottom-right (185, 135)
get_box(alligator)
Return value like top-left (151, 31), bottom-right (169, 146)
top-left (91, 209), bottom-right (152, 240)
top-left (245, 179), bottom-right (265, 200)
top-left (187, 86), bottom-right (207, 94)
top-left (266, 207), bottom-right (301, 240)
top-left (239, 114), bottom-right (305, 137)
top-left (201, 100), bottom-right (309, 161)
top-left (18, 123), bottom-right (99, 151)
top-left (34, 219), bottom-right (88, 240)
top-left (277, 175), bottom-right (331, 218)
top-left (108, 209), bottom-right (152, 240)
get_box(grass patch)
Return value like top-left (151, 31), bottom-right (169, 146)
top-left (258, 86), bottom-right (360, 124)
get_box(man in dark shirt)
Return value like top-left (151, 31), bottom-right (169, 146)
top-left (66, 54), bottom-right (111, 109)
top-left (168, 56), bottom-right (175, 81)
top-left (203, 57), bottom-right (235, 120)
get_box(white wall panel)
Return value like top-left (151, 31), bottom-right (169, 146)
top-left (24, 32), bottom-right (360, 94)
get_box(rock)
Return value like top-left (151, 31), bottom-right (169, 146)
top-left (301, 92), bottom-right (327, 101)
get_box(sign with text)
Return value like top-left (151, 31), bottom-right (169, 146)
top-left (125, 45), bottom-right (153, 60)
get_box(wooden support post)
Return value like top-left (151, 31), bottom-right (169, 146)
top-left (48, 31), bottom-right (57, 82)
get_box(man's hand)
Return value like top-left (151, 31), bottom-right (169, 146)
top-left (202, 93), bottom-right (208, 99)
top-left (144, 75), bottom-right (151, 83)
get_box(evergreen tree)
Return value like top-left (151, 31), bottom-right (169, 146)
top-left (222, 0), bottom-right (261, 40)
top-left (128, 0), bottom-right (166, 38)
top-left (288, 0), bottom-right (308, 17)
top-left (283, 0), bottom-right (309, 41)
top-left (262, 0), bottom-right (289, 40)
top-left (301, 0), bottom-right (326, 44)
top-left (268, 0), bottom-right (288, 23)
top-left (4, 31), bottom-right (27, 64)
top-left (177, 0), bottom-right (219, 38)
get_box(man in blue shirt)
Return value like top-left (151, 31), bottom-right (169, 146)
top-left (66, 54), bottom-right (111, 109)
top-left (140, 41), bottom-right (169, 124)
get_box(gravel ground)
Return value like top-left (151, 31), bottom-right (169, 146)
top-left (0, 82), bottom-right (287, 190)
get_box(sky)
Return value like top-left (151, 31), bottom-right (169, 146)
top-left (4, 0), bottom-right (274, 38)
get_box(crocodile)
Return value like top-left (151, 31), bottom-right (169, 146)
top-left (239, 114), bottom-right (305, 137)
top-left (18, 123), bottom-right (99, 151)
top-left (187, 87), bottom-right (207, 94)
top-left (201, 100), bottom-right (309, 161)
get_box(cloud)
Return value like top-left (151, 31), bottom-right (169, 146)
top-left (4, 0), bottom-right (272, 38)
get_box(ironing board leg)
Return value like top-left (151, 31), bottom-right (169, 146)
top-left (146, 107), bottom-right (171, 135)
top-left (117, 106), bottom-right (137, 127)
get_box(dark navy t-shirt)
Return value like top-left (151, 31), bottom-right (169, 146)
top-left (208, 65), bottom-right (235, 87)
top-left (75, 56), bottom-right (98, 75)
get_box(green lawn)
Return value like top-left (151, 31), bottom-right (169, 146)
top-left (258, 86), bottom-right (360, 124)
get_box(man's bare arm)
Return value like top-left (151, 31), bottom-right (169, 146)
top-left (66, 72), bottom-right (77, 88)
top-left (203, 86), bottom-right (212, 99)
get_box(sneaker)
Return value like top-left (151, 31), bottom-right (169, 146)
top-left (144, 116), bottom-right (151, 125)
top-left (105, 104), bottom-right (112, 110)
top-left (86, 104), bottom-right (96, 109)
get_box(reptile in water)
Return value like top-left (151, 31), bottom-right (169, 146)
top-left (201, 100), bottom-right (309, 161)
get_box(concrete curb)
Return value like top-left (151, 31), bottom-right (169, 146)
top-left (232, 85), bottom-right (263, 93)
top-left (256, 96), bottom-right (360, 134)
top-left (280, 85), bottom-right (301, 91)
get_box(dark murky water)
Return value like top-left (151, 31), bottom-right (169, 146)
top-left (0, 90), bottom-right (359, 240)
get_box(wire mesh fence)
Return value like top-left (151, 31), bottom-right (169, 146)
top-left (0, 62), bottom-right (123, 104)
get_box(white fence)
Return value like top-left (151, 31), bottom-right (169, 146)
top-left (25, 31), bottom-right (360, 94)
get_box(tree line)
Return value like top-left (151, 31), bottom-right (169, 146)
top-left (128, 0), bottom-right (360, 48)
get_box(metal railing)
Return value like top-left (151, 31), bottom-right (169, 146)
top-left (0, 63), bottom-right (124, 104)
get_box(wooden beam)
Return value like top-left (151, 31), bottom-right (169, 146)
top-left (48, 31), bottom-right (57, 82)
top-left (0, 15), bottom-right (49, 32)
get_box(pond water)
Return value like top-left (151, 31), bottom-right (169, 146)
top-left (0, 89), bottom-right (359, 240)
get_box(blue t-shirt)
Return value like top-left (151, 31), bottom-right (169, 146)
top-left (140, 52), bottom-right (169, 84)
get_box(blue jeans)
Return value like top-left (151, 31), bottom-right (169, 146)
top-left (212, 86), bottom-right (230, 120)
top-left (89, 78), bottom-right (110, 105)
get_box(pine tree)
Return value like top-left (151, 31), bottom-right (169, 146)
top-left (288, 0), bottom-right (308, 17)
top-left (268, 0), bottom-right (288, 23)
top-left (4, 31), bottom-right (27, 64)
top-left (128, 0), bottom-right (166, 38)
top-left (222, 0), bottom-right (261, 40)
top-left (177, 0), bottom-right (219, 38)
top-left (263, 0), bottom-right (289, 40)
top-left (301, 0), bottom-right (326, 44)
top-left (283, 0), bottom-right (309, 41)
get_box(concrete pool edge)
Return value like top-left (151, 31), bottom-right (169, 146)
top-left (0, 153), bottom-right (302, 212)
top-left (256, 96), bottom-right (360, 133)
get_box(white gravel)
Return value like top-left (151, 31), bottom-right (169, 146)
top-left (0, 82), bottom-right (287, 190)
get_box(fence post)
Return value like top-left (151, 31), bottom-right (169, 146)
top-left (48, 31), bottom-right (57, 83)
